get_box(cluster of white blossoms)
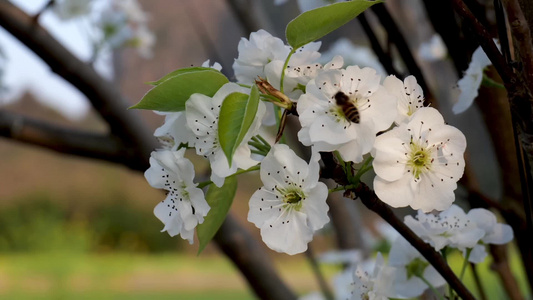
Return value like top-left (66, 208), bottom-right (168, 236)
top-left (50, 0), bottom-right (155, 59)
top-left (405, 204), bottom-right (514, 263)
top-left (143, 28), bottom-right (476, 256)
top-left (299, 242), bottom-right (446, 300)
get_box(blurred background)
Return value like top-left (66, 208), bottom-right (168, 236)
top-left (0, 0), bottom-right (529, 299)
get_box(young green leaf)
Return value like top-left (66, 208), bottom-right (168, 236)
top-left (146, 67), bottom-right (216, 86)
top-left (196, 176), bottom-right (238, 254)
top-left (130, 69), bottom-right (229, 111)
top-left (286, 0), bottom-right (383, 49)
top-left (218, 85), bottom-right (260, 166)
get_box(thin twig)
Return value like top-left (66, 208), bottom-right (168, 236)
top-left (370, 4), bottom-right (434, 106)
top-left (305, 246), bottom-right (335, 300)
top-left (357, 12), bottom-right (399, 77)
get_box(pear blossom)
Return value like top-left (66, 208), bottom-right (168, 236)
top-left (98, 0), bottom-right (155, 58)
top-left (297, 66), bottom-right (397, 163)
top-left (144, 149), bottom-right (209, 244)
top-left (372, 107), bottom-right (466, 212)
top-left (186, 83), bottom-right (266, 187)
top-left (389, 237), bottom-right (446, 298)
top-left (351, 253), bottom-right (396, 300)
top-left (383, 75), bottom-right (424, 124)
top-left (465, 208), bottom-right (514, 263)
top-left (201, 59), bottom-right (222, 71)
top-left (233, 30), bottom-right (323, 98)
top-left (404, 204), bottom-right (485, 251)
top-left (452, 45), bottom-right (492, 114)
top-left (153, 111), bottom-right (195, 150)
top-left (247, 144), bottom-right (329, 255)
top-left (418, 34), bottom-right (447, 62)
top-left (52, 0), bottom-right (92, 20)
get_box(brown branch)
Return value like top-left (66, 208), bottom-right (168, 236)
top-left (370, 4), bottom-right (435, 106)
top-left (0, 1), bottom-right (155, 165)
top-left (501, 0), bottom-right (533, 92)
top-left (451, 0), bottom-right (516, 86)
top-left (353, 183), bottom-right (476, 300)
top-left (214, 214), bottom-right (297, 300)
top-left (357, 12), bottom-right (400, 77)
top-left (0, 3), bottom-right (296, 299)
top-left (0, 110), bottom-right (135, 167)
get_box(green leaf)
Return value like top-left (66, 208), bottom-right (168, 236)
top-left (130, 69), bottom-right (229, 111)
top-left (196, 176), bottom-right (238, 254)
top-left (218, 85), bottom-right (260, 167)
top-left (146, 67), bottom-right (215, 86)
top-left (286, 0), bottom-right (383, 49)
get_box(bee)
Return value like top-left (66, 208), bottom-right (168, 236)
top-left (334, 91), bottom-right (359, 124)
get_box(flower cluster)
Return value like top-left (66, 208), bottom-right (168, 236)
top-left (141, 28), bottom-right (502, 260)
top-left (405, 204), bottom-right (514, 263)
top-left (50, 0), bottom-right (155, 59)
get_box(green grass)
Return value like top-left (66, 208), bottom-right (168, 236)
top-left (0, 253), bottom-right (256, 300)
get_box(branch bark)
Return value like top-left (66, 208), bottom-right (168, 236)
top-left (0, 110), bottom-right (132, 167)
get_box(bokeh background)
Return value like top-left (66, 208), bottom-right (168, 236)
top-left (0, 0), bottom-right (529, 299)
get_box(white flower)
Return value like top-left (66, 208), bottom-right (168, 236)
top-left (186, 83), bottom-right (266, 187)
top-left (320, 38), bottom-right (386, 77)
top-left (144, 149), bottom-right (209, 244)
top-left (418, 34), bottom-right (447, 62)
top-left (404, 204), bottom-right (485, 251)
top-left (466, 208), bottom-right (514, 263)
top-left (383, 75), bottom-right (424, 125)
top-left (53, 0), bottom-right (92, 21)
top-left (247, 144), bottom-right (329, 255)
top-left (233, 30), bottom-right (322, 98)
top-left (201, 59), bottom-right (222, 71)
top-left (351, 253), bottom-right (396, 300)
top-left (297, 66), bottom-right (397, 163)
top-left (130, 25), bottom-right (156, 58)
top-left (452, 45), bottom-right (492, 114)
top-left (389, 237), bottom-right (446, 298)
top-left (232, 29), bottom-right (292, 85)
top-left (372, 107), bottom-right (466, 212)
top-left (153, 111), bottom-right (195, 150)
top-left (98, 0), bottom-right (155, 58)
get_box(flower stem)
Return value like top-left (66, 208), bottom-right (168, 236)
top-left (418, 275), bottom-right (446, 300)
top-left (197, 165), bottom-right (260, 189)
top-left (441, 247), bottom-right (455, 300)
top-left (280, 49), bottom-right (296, 94)
top-left (255, 134), bottom-right (271, 151)
top-left (460, 248), bottom-right (472, 281)
top-left (353, 156), bottom-right (374, 183)
top-left (328, 184), bottom-right (357, 193)
top-left (238, 83), bottom-right (252, 88)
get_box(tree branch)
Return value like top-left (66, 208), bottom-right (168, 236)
top-left (0, 1), bottom-right (155, 164)
top-left (353, 183), bottom-right (476, 300)
top-left (370, 4), bottom-right (434, 106)
top-left (357, 12), bottom-right (400, 77)
top-left (501, 0), bottom-right (533, 89)
top-left (0, 110), bottom-right (136, 167)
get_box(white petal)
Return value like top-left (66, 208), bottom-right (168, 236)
top-left (374, 175), bottom-right (414, 208)
top-left (483, 223), bottom-right (514, 245)
top-left (302, 183), bottom-right (330, 231)
top-left (261, 210), bottom-right (313, 255)
top-left (248, 188), bottom-right (285, 227)
top-left (467, 244), bottom-right (488, 263)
